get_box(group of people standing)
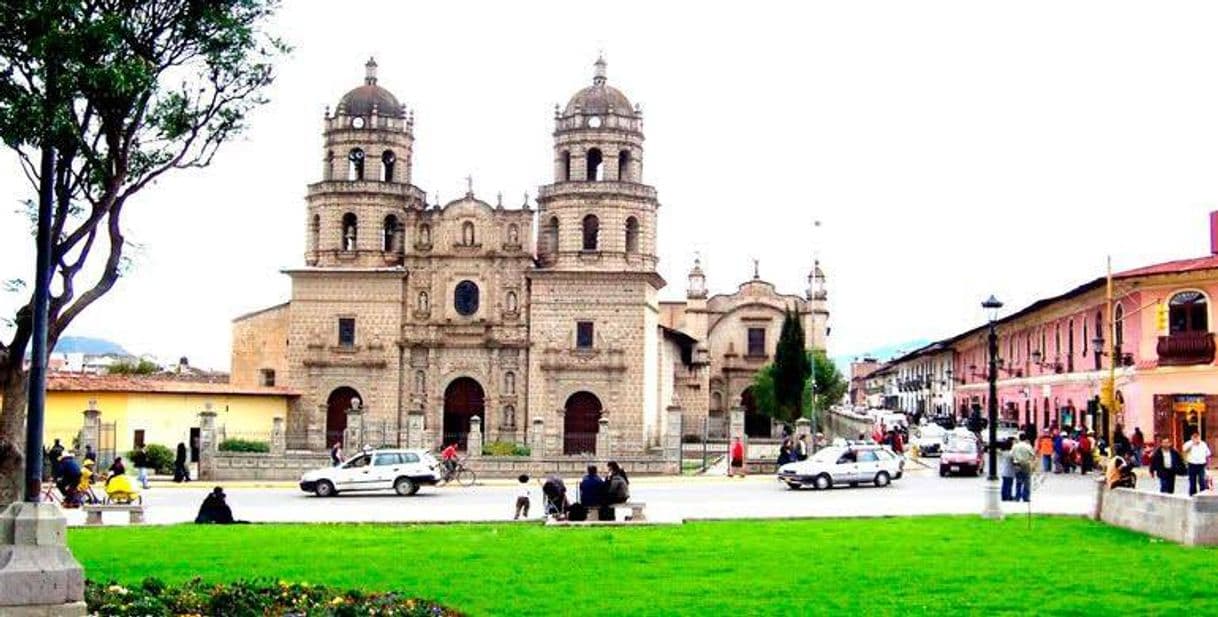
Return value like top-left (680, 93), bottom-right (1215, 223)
top-left (1146, 432), bottom-right (1212, 496)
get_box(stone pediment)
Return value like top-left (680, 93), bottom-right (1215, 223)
top-left (540, 346), bottom-right (626, 372)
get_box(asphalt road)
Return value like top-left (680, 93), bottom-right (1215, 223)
top-left (65, 464), bottom-right (1102, 526)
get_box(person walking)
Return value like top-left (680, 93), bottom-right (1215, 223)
top-left (796, 435), bottom-right (809, 461)
top-left (1077, 432), bottom-right (1094, 474)
top-left (1036, 432), bottom-right (1054, 473)
top-left (998, 439), bottom-right (1015, 502)
top-left (132, 445), bottom-right (151, 489)
top-left (1011, 435), bottom-right (1035, 502)
top-left (173, 442), bottom-right (190, 483)
top-left (1149, 436), bottom-right (1185, 495)
top-left (729, 437), bottom-right (745, 477)
top-left (329, 441), bottom-right (343, 467)
top-left (1183, 432), bottom-right (1212, 496)
top-left (1113, 424), bottom-right (1130, 458)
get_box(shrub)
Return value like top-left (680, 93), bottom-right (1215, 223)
top-left (126, 444), bottom-right (175, 475)
top-left (85, 578), bottom-right (463, 616)
top-left (218, 438), bottom-right (270, 453)
top-left (482, 441), bottom-right (530, 457)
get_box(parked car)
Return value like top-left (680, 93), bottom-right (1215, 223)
top-left (996, 421), bottom-right (1020, 443)
top-left (939, 437), bottom-right (984, 477)
top-left (913, 424), bottom-right (947, 457)
top-left (777, 444), bottom-right (904, 490)
top-left (300, 448), bottom-right (441, 497)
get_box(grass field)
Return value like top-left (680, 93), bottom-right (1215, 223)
top-left (69, 516), bottom-right (1217, 616)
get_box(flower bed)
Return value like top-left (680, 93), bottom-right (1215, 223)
top-left (86, 578), bottom-right (463, 616)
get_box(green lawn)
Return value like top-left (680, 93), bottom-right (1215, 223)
top-left (69, 517), bottom-right (1217, 616)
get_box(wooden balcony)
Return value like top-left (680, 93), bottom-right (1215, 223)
top-left (1157, 331), bottom-right (1216, 366)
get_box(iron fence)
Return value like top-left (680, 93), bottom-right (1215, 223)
top-left (563, 431), bottom-right (599, 456)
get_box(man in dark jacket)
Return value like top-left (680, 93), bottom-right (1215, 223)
top-left (1149, 436), bottom-right (1185, 494)
top-left (195, 487), bottom-right (245, 524)
top-left (579, 465), bottom-right (605, 508)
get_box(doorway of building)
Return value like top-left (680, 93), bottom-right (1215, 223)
top-left (327, 386), bottom-right (361, 448)
top-left (443, 377), bottom-right (485, 450)
top-left (563, 391), bottom-right (602, 455)
top-left (742, 387), bottom-right (772, 439)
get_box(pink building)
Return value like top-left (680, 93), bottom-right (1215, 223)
top-left (951, 213), bottom-right (1218, 457)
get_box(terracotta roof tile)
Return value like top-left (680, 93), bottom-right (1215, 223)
top-left (47, 374), bottom-right (299, 397)
top-left (1114, 254), bottom-right (1218, 279)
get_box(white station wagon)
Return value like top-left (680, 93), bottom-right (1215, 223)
top-left (300, 448), bottom-right (441, 497)
top-left (777, 444), bottom-right (905, 490)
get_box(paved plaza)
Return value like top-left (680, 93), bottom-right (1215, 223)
top-left (65, 465), bottom-right (1103, 526)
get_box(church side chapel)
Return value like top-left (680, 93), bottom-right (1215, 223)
top-left (230, 57), bottom-right (829, 458)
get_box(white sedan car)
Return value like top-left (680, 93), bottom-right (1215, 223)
top-left (300, 448), bottom-right (441, 497)
top-left (777, 444), bottom-right (904, 490)
top-left (913, 424), bottom-right (948, 457)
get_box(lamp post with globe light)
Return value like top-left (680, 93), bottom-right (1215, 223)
top-left (981, 295), bottom-right (1005, 520)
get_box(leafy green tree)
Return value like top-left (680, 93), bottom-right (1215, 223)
top-left (0, 0), bottom-right (286, 503)
top-left (753, 349), bottom-right (846, 427)
top-left (106, 359), bottom-right (160, 375)
top-left (755, 308), bottom-right (812, 424)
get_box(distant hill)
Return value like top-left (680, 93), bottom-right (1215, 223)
top-left (52, 336), bottom-right (129, 356)
top-left (832, 338), bottom-right (932, 374)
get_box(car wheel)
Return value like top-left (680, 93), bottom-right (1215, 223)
top-left (315, 480), bottom-right (336, 498)
top-left (874, 471), bottom-right (891, 488)
top-left (939, 467), bottom-right (948, 477)
top-left (975, 465), bottom-right (984, 477)
top-left (813, 474), bottom-right (832, 490)
top-left (394, 477), bottom-right (417, 496)
top-left (785, 481), bottom-right (801, 490)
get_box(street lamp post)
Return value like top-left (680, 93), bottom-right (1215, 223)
top-left (981, 295), bottom-right (1004, 520)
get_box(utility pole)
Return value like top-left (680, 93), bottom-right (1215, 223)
top-left (1101, 256), bottom-right (1117, 442)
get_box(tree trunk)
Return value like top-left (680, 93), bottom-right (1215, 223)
top-left (0, 366), bottom-right (29, 505)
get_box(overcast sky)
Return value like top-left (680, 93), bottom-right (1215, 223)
top-left (5, 1), bottom-right (1218, 370)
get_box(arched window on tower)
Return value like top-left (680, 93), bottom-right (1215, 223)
top-left (381, 150), bottom-right (396, 182)
top-left (582, 214), bottom-right (599, 250)
top-left (546, 216), bottom-right (560, 258)
top-left (586, 148), bottom-right (603, 181)
top-left (324, 151), bottom-right (334, 180)
top-left (462, 221), bottom-right (475, 246)
top-left (383, 214), bottom-right (399, 252)
top-left (310, 214), bottom-right (320, 252)
top-left (347, 148), bottom-right (365, 181)
top-left (341, 213), bottom-right (358, 251)
top-left (625, 217), bottom-right (639, 254)
top-left (618, 150), bottom-right (630, 181)
top-left (561, 150), bottom-right (571, 182)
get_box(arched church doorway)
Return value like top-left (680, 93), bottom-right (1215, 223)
top-left (326, 386), bottom-right (361, 448)
top-left (742, 387), bottom-right (772, 438)
top-left (564, 391), bottom-right (603, 455)
top-left (443, 377), bottom-right (485, 450)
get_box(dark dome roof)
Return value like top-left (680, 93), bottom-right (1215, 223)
top-left (337, 58), bottom-right (403, 117)
top-left (564, 56), bottom-right (633, 116)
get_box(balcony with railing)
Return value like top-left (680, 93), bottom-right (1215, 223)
top-left (1157, 331), bottom-right (1216, 366)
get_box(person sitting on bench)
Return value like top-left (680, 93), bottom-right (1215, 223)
top-left (601, 461), bottom-right (631, 520)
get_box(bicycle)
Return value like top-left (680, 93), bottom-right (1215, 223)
top-left (439, 456), bottom-right (477, 487)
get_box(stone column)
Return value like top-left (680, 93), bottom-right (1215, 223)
top-left (529, 418), bottom-right (545, 457)
top-left (468, 416), bottom-right (483, 458)
top-left (772, 419), bottom-right (786, 440)
top-left (80, 400), bottom-right (101, 459)
top-left (270, 417), bottom-right (286, 456)
top-left (596, 417), bottom-right (611, 458)
top-left (0, 502), bottom-right (86, 616)
top-left (406, 410), bottom-right (425, 449)
top-left (198, 406), bottom-right (217, 481)
top-left (344, 406), bottom-right (365, 451)
top-left (309, 404), bottom-right (327, 451)
top-left (729, 406), bottom-right (745, 444)
top-left (665, 406), bottom-right (683, 463)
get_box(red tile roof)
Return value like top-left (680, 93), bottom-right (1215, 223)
top-left (47, 374), bottom-right (299, 397)
top-left (1115, 254), bottom-right (1218, 279)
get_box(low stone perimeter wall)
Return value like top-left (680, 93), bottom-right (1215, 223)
top-left (211, 451), bottom-right (331, 481)
top-left (1097, 483), bottom-right (1218, 546)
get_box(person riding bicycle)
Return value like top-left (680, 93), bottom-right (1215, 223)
top-left (441, 443), bottom-right (459, 478)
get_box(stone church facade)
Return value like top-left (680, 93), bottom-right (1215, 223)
top-left (231, 57), bottom-right (829, 456)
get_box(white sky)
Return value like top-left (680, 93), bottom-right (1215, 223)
top-left (5, 0), bottom-right (1218, 370)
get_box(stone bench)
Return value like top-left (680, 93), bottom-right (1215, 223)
top-left (547, 501), bottom-right (648, 524)
top-left (83, 504), bottom-right (145, 525)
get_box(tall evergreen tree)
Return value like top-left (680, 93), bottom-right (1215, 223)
top-left (770, 307), bottom-right (811, 422)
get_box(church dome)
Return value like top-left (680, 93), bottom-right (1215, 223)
top-left (337, 58), bottom-right (403, 117)
top-left (564, 56), bottom-right (633, 116)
